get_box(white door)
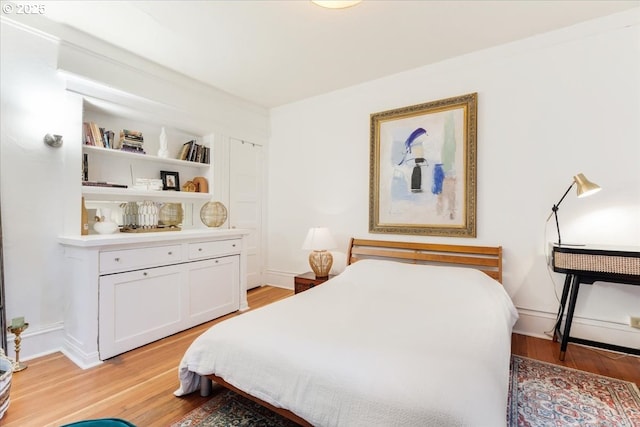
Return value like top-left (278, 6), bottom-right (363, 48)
top-left (229, 138), bottom-right (263, 289)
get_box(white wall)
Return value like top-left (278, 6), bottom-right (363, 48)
top-left (267, 9), bottom-right (640, 348)
top-left (0, 16), bottom-right (269, 360)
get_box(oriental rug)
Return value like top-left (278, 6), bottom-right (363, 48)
top-left (508, 355), bottom-right (640, 426)
top-left (171, 355), bottom-right (640, 426)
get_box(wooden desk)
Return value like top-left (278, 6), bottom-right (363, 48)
top-left (552, 244), bottom-right (640, 360)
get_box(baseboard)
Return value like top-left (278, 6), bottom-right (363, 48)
top-left (514, 308), bottom-right (640, 352)
top-left (265, 270), bottom-right (294, 290)
top-left (62, 334), bottom-right (102, 369)
top-left (5, 321), bottom-right (65, 362)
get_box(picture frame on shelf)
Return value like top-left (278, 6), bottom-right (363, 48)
top-left (369, 92), bottom-right (477, 237)
top-left (161, 170), bottom-right (180, 191)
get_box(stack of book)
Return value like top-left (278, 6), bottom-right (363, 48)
top-left (178, 139), bottom-right (210, 164)
top-left (119, 129), bottom-right (145, 154)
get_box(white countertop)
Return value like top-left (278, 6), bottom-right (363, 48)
top-left (59, 228), bottom-right (250, 248)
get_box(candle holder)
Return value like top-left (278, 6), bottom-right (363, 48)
top-left (7, 323), bottom-right (29, 372)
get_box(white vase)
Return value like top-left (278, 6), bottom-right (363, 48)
top-left (157, 127), bottom-right (169, 158)
top-left (0, 349), bottom-right (12, 420)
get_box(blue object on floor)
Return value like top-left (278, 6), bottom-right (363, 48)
top-left (60, 419), bottom-right (136, 427)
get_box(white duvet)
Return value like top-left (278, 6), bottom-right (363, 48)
top-left (176, 259), bottom-right (519, 426)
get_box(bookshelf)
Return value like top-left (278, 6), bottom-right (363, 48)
top-left (80, 97), bottom-right (215, 229)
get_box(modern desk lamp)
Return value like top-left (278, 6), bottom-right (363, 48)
top-left (547, 173), bottom-right (601, 246)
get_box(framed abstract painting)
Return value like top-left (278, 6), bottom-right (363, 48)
top-left (369, 93), bottom-right (477, 237)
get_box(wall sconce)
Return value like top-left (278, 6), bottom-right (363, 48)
top-left (302, 227), bottom-right (337, 278)
top-left (547, 173), bottom-right (601, 246)
top-left (43, 134), bottom-right (63, 148)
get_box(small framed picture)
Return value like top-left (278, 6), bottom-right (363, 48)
top-left (161, 171), bottom-right (180, 191)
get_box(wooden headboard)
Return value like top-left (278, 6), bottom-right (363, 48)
top-left (346, 238), bottom-right (503, 283)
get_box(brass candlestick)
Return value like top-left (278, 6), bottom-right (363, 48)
top-left (7, 323), bottom-right (29, 372)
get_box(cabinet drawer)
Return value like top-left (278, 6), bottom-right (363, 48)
top-left (100, 244), bottom-right (182, 274)
top-left (188, 239), bottom-right (241, 260)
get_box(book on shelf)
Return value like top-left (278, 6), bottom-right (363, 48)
top-left (82, 122), bottom-right (93, 146)
top-left (121, 129), bottom-right (143, 141)
top-left (82, 181), bottom-right (129, 189)
top-left (102, 129), bottom-right (115, 149)
top-left (120, 144), bottom-right (146, 154)
top-left (82, 153), bottom-right (88, 181)
top-left (89, 122), bottom-right (104, 147)
top-left (178, 140), bottom-right (193, 161)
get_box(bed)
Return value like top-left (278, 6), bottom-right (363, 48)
top-left (175, 238), bottom-right (519, 426)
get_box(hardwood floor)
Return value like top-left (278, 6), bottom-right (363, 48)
top-left (2, 286), bottom-right (638, 426)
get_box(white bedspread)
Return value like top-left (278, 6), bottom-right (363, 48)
top-left (176, 259), bottom-right (519, 426)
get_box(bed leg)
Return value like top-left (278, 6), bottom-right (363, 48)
top-left (200, 376), bottom-right (213, 397)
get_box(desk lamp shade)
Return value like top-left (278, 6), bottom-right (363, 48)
top-left (302, 227), bottom-right (336, 278)
top-left (548, 173), bottom-right (601, 246)
top-left (574, 173), bottom-right (601, 198)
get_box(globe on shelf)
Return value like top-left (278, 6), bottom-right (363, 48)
top-left (200, 201), bottom-right (228, 228)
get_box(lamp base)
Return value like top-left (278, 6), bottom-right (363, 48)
top-left (309, 250), bottom-right (333, 278)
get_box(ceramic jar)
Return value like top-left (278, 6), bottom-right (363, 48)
top-left (93, 208), bottom-right (119, 234)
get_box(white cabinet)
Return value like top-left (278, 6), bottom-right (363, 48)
top-left (59, 230), bottom-right (249, 368)
top-left (99, 254), bottom-right (239, 359)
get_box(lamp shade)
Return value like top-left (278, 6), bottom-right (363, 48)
top-left (302, 227), bottom-right (336, 251)
top-left (574, 173), bottom-right (601, 198)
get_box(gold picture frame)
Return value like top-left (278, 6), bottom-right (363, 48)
top-left (369, 92), bottom-right (477, 237)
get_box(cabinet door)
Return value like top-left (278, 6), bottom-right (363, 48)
top-left (187, 255), bottom-right (240, 326)
top-left (99, 264), bottom-right (184, 360)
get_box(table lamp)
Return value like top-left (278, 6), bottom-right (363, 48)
top-left (547, 173), bottom-right (601, 246)
top-left (302, 227), bottom-right (336, 278)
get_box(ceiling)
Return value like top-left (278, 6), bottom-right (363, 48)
top-left (40, 0), bottom-right (639, 108)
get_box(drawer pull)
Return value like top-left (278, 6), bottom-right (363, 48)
top-left (232, 244), bottom-right (236, 247)
top-left (143, 272), bottom-right (148, 276)
top-left (114, 257), bottom-right (120, 262)
top-left (215, 260), bottom-right (219, 263)
top-left (198, 248), bottom-right (203, 252)
top-left (168, 251), bottom-right (172, 255)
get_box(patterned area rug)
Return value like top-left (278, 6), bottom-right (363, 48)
top-left (509, 355), bottom-right (640, 426)
top-left (172, 356), bottom-right (640, 426)
top-left (170, 388), bottom-right (299, 427)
